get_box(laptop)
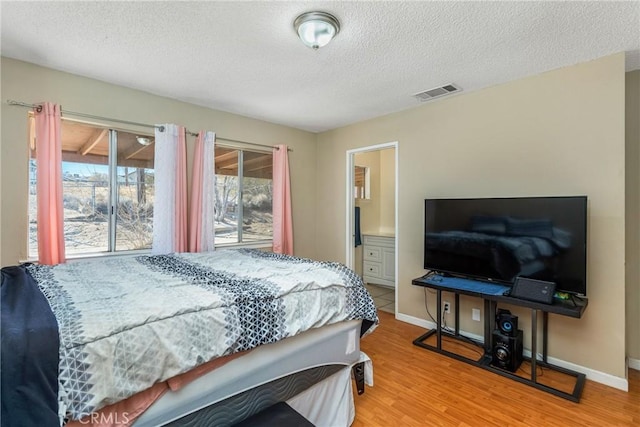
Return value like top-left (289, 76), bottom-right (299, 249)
top-left (510, 277), bottom-right (556, 304)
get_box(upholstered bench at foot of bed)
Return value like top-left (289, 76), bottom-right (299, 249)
top-left (232, 402), bottom-right (314, 427)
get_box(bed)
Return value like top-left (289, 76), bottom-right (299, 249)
top-left (1, 249), bottom-right (378, 426)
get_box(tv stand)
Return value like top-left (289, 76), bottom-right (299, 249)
top-left (411, 274), bottom-right (588, 402)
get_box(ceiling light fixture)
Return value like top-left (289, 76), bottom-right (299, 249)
top-left (294, 11), bottom-right (340, 50)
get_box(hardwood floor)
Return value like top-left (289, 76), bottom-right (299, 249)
top-left (352, 311), bottom-right (639, 426)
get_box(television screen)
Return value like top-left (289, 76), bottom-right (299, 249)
top-left (424, 196), bottom-right (587, 296)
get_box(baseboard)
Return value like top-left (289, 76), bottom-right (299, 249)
top-left (395, 312), bottom-right (485, 343)
top-left (396, 312), bottom-right (629, 392)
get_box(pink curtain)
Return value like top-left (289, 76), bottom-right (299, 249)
top-left (189, 131), bottom-right (215, 252)
top-left (272, 145), bottom-right (293, 255)
top-left (35, 103), bottom-right (66, 265)
top-left (189, 132), bottom-right (205, 252)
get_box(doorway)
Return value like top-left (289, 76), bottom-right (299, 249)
top-left (346, 142), bottom-right (398, 314)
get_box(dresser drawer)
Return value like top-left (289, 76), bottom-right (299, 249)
top-left (363, 246), bottom-right (382, 262)
top-left (363, 235), bottom-right (395, 248)
top-left (363, 261), bottom-right (381, 278)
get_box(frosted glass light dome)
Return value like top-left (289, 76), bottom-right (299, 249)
top-left (294, 12), bottom-right (340, 50)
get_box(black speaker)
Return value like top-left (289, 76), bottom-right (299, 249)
top-left (492, 329), bottom-right (524, 372)
top-left (496, 309), bottom-right (518, 337)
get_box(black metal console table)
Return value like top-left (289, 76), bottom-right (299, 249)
top-left (411, 275), bottom-right (588, 402)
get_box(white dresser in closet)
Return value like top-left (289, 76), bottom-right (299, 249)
top-left (362, 234), bottom-right (395, 288)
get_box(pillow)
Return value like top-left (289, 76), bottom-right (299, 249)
top-left (506, 217), bottom-right (553, 239)
top-left (469, 215), bottom-right (507, 235)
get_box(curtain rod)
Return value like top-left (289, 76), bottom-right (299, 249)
top-left (7, 99), bottom-right (292, 152)
top-left (7, 99), bottom-right (165, 132)
top-left (215, 136), bottom-right (292, 152)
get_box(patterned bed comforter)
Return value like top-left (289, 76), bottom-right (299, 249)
top-left (24, 249), bottom-right (378, 422)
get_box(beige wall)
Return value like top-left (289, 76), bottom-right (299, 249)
top-left (0, 57), bottom-right (318, 266)
top-left (379, 148), bottom-right (395, 234)
top-left (626, 70), bottom-right (640, 363)
top-left (316, 54), bottom-right (627, 379)
top-left (355, 151), bottom-right (381, 235)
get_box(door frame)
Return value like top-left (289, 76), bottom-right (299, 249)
top-left (345, 141), bottom-right (398, 313)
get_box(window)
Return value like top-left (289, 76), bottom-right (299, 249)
top-left (29, 118), bottom-right (155, 257)
top-left (214, 146), bottom-right (273, 245)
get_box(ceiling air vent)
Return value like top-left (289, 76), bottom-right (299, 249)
top-left (413, 83), bottom-right (461, 102)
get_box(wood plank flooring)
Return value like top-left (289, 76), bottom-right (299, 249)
top-left (352, 311), bottom-right (640, 426)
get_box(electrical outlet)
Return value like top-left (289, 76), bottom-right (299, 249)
top-left (472, 308), bottom-right (481, 321)
top-left (443, 301), bottom-right (451, 314)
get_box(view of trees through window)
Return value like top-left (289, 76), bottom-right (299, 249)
top-left (29, 119), bottom-right (155, 257)
top-left (28, 118), bottom-right (273, 258)
top-left (214, 147), bottom-right (273, 244)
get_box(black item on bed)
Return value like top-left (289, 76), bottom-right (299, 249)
top-left (1, 265), bottom-right (60, 427)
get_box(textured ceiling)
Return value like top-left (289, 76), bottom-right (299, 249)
top-left (1, 1), bottom-right (639, 133)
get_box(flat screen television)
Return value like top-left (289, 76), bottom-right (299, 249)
top-left (424, 196), bottom-right (587, 296)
